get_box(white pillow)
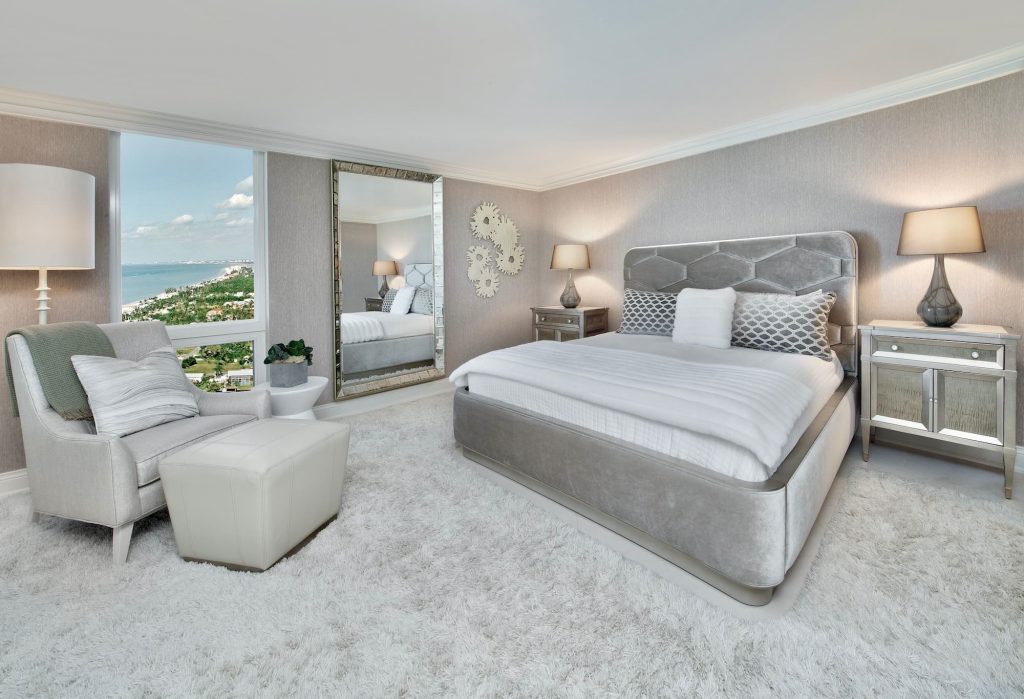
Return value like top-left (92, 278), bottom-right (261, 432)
top-left (389, 285), bottom-right (416, 315)
top-left (71, 346), bottom-right (199, 437)
top-left (672, 287), bottom-right (737, 348)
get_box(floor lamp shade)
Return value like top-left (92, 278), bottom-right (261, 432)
top-left (0, 164), bottom-right (96, 323)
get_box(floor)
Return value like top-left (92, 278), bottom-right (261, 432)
top-left (1, 385), bottom-right (1021, 695)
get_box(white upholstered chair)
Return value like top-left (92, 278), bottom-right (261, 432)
top-left (7, 320), bottom-right (271, 564)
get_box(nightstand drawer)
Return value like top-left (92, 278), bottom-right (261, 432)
top-left (872, 335), bottom-right (1003, 369)
top-left (535, 311), bottom-right (579, 327)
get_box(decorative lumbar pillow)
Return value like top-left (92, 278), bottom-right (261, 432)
top-left (71, 346), bottom-right (199, 437)
top-left (672, 287), bottom-right (737, 349)
top-left (731, 290), bottom-right (838, 360)
top-left (380, 288), bottom-right (399, 312)
top-left (389, 285), bottom-right (416, 315)
top-left (618, 289), bottom-right (677, 336)
top-left (411, 287), bottom-right (433, 315)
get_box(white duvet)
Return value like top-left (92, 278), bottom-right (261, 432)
top-left (450, 333), bottom-right (844, 481)
top-left (340, 312), bottom-right (433, 344)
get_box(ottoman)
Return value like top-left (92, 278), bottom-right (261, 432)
top-left (158, 418), bottom-right (350, 571)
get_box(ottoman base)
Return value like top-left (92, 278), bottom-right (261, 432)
top-left (159, 418), bottom-right (350, 571)
top-left (182, 515), bottom-right (338, 572)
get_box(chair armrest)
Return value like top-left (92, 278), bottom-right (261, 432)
top-left (21, 429), bottom-right (142, 527)
top-left (192, 386), bottom-right (272, 419)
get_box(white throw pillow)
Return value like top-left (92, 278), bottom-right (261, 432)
top-left (672, 287), bottom-right (737, 348)
top-left (389, 285), bottom-right (416, 315)
top-left (71, 346), bottom-right (199, 437)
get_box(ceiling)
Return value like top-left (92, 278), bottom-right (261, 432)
top-left (337, 173), bottom-right (432, 224)
top-left (0, 1), bottom-right (1022, 190)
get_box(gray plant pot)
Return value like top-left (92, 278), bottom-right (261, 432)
top-left (267, 361), bottom-right (308, 388)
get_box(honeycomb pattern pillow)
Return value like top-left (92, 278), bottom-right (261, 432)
top-left (731, 290), bottom-right (837, 360)
top-left (380, 288), bottom-right (399, 313)
top-left (618, 289), bottom-right (677, 336)
top-left (411, 287), bottom-right (433, 315)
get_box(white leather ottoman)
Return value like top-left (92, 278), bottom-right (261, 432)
top-left (158, 418), bottom-right (350, 571)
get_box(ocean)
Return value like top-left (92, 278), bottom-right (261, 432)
top-left (122, 263), bottom-right (230, 304)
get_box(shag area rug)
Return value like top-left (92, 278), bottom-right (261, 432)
top-left (1, 394), bottom-right (1022, 697)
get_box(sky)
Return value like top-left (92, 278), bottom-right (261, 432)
top-left (120, 133), bottom-right (255, 264)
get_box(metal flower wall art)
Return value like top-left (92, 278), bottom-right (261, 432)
top-left (467, 202), bottom-right (524, 298)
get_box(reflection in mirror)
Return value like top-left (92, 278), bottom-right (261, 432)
top-left (332, 163), bottom-right (444, 399)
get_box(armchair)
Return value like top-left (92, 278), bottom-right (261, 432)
top-left (7, 320), bottom-right (270, 563)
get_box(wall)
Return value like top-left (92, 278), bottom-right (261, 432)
top-left (539, 72), bottom-right (1024, 442)
top-left (339, 221), bottom-right (379, 312)
top-left (377, 215), bottom-right (434, 283)
top-left (266, 152), bottom-right (335, 403)
top-left (443, 180), bottom-right (542, 372)
top-left (0, 115), bottom-right (111, 474)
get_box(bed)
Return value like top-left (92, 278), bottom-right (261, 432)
top-left (341, 263), bottom-right (435, 375)
top-left (451, 231), bottom-right (858, 605)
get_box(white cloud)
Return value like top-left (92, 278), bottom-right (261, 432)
top-left (225, 217), bottom-right (253, 227)
top-left (217, 193), bottom-right (253, 209)
top-left (135, 225), bottom-right (157, 234)
top-left (235, 175), bottom-right (253, 193)
top-left (213, 212), bottom-right (230, 221)
top-left (171, 214), bottom-right (194, 225)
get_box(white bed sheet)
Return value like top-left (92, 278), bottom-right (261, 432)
top-left (463, 333), bottom-right (844, 482)
top-left (340, 312), bottom-right (433, 344)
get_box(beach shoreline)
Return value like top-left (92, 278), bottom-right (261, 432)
top-left (121, 263), bottom-right (252, 317)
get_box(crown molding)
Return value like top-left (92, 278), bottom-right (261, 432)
top-left (0, 43), bottom-right (1021, 193)
top-left (536, 42), bottom-right (1024, 190)
top-left (0, 87), bottom-right (541, 191)
top-left (341, 205), bottom-right (433, 225)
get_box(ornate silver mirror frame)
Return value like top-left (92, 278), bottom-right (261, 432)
top-left (331, 161), bottom-right (445, 400)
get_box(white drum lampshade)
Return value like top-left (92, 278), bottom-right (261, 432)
top-left (0, 164), bottom-right (96, 324)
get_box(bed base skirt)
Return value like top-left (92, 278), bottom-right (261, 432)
top-left (453, 378), bottom-right (857, 606)
top-left (342, 334), bottom-right (434, 374)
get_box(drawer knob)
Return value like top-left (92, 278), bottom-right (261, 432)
top-left (890, 344), bottom-right (899, 351)
top-left (971, 351), bottom-right (980, 359)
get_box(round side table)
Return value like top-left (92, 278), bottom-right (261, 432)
top-left (253, 375), bottom-right (329, 420)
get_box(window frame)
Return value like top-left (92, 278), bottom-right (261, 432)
top-left (109, 132), bottom-right (269, 384)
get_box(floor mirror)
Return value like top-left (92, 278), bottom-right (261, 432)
top-left (332, 162), bottom-right (444, 399)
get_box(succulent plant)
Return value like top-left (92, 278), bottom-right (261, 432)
top-left (263, 339), bottom-right (313, 366)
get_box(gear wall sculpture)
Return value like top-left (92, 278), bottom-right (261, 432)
top-left (466, 202), bottom-right (525, 298)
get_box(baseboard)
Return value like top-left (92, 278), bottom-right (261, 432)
top-left (314, 378), bottom-right (453, 420)
top-left (0, 469), bottom-right (28, 496)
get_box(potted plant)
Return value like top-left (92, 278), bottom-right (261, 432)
top-left (263, 339), bottom-right (313, 388)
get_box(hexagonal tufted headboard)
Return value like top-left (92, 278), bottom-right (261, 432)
top-left (623, 231), bottom-right (858, 375)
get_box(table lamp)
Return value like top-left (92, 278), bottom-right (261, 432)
top-left (0, 164), bottom-right (96, 324)
top-left (372, 260), bottom-right (398, 298)
top-left (897, 206), bottom-right (984, 327)
top-left (550, 244), bottom-right (590, 308)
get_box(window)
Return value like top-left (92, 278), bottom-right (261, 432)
top-left (179, 342), bottom-right (254, 393)
top-left (115, 133), bottom-right (267, 390)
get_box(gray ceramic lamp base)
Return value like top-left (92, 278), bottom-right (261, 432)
top-left (917, 254), bottom-right (962, 327)
top-left (560, 270), bottom-right (581, 308)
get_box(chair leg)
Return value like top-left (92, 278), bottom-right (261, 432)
top-left (26, 508), bottom-right (39, 524)
top-left (112, 522), bottom-right (134, 564)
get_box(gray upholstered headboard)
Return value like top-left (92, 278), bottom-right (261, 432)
top-left (403, 263), bottom-right (433, 289)
top-left (623, 231), bottom-right (858, 375)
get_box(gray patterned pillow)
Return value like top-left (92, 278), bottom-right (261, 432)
top-left (381, 288), bottom-right (398, 313)
top-left (618, 289), bottom-right (676, 336)
top-left (71, 347), bottom-right (199, 437)
top-left (411, 287), bottom-right (433, 315)
top-left (731, 290), bottom-right (837, 360)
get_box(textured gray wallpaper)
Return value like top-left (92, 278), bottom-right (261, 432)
top-left (538, 72), bottom-right (1024, 443)
top-left (266, 153), bottom-right (335, 404)
top-left (0, 115), bottom-right (111, 474)
top-left (338, 221), bottom-right (379, 313)
top-left (443, 180), bottom-right (541, 372)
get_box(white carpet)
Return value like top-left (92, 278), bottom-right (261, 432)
top-left (1, 393), bottom-right (1022, 696)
